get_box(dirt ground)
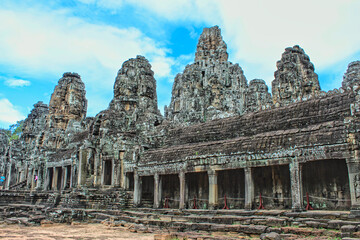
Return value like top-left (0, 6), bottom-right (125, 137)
top-left (0, 223), bottom-right (155, 240)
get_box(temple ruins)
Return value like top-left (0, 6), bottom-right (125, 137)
top-left (1, 26), bottom-right (360, 238)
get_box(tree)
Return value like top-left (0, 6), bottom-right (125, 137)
top-left (8, 120), bottom-right (24, 141)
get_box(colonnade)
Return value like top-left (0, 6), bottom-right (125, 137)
top-left (45, 166), bottom-right (72, 191)
top-left (132, 160), bottom-right (360, 212)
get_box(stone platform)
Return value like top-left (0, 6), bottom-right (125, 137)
top-left (1, 202), bottom-right (360, 239)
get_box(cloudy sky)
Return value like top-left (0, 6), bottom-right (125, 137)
top-left (0, 0), bottom-right (359, 128)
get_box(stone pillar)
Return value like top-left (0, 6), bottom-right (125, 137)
top-left (26, 167), bottom-right (32, 189)
top-left (30, 169), bottom-right (35, 189)
top-left (347, 156), bottom-right (360, 215)
top-left (69, 166), bottom-right (73, 188)
top-left (78, 150), bottom-right (87, 187)
top-left (94, 152), bottom-right (101, 186)
top-left (44, 168), bottom-right (50, 190)
top-left (244, 167), bottom-right (254, 210)
top-left (113, 159), bottom-right (120, 187)
top-left (59, 167), bottom-right (64, 190)
top-left (101, 160), bottom-right (105, 186)
top-left (52, 167), bottom-right (56, 190)
top-left (208, 170), bottom-right (218, 209)
top-left (119, 151), bottom-right (125, 188)
top-left (111, 159), bottom-right (115, 186)
top-left (153, 173), bottom-right (161, 208)
top-left (159, 176), bottom-right (163, 207)
top-left (289, 161), bottom-right (303, 212)
top-left (6, 163), bottom-right (12, 189)
top-left (63, 167), bottom-right (68, 189)
top-left (133, 171), bottom-right (141, 207)
top-left (179, 171), bottom-right (186, 209)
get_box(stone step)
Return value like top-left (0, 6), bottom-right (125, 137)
top-left (134, 207), bottom-right (354, 221)
top-left (38, 207), bottom-right (360, 238)
top-left (122, 209), bottom-right (290, 226)
top-left (97, 213), bottom-right (269, 235)
top-left (92, 211), bottom-right (347, 238)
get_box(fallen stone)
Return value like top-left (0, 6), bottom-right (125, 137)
top-left (328, 220), bottom-right (344, 229)
top-left (260, 232), bottom-right (281, 240)
top-left (341, 225), bottom-right (357, 232)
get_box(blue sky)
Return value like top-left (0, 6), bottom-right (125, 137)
top-left (0, 0), bottom-right (359, 128)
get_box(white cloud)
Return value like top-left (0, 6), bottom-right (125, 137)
top-left (0, 6), bottom-right (176, 115)
top-left (81, 0), bottom-right (219, 23)
top-left (84, 0), bottom-right (360, 91)
top-left (4, 78), bottom-right (31, 87)
top-left (78, 0), bottom-right (123, 9)
top-left (151, 56), bottom-right (175, 78)
top-left (0, 98), bottom-right (25, 124)
top-left (215, 0), bottom-right (360, 87)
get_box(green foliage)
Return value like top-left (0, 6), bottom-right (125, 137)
top-left (8, 120), bottom-right (24, 142)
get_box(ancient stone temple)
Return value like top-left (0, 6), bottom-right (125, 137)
top-left (1, 25), bottom-right (360, 237)
top-left (166, 26), bottom-right (248, 124)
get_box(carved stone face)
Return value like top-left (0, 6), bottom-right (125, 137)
top-left (279, 79), bottom-right (293, 100)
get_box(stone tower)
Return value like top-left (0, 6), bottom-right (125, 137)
top-left (110, 55), bottom-right (160, 117)
top-left (342, 61), bottom-right (360, 89)
top-left (245, 79), bottom-right (272, 112)
top-left (47, 72), bottom-right (87, 130)
top-left (90, 55), bottom-right (162, 139)
top-left (21, 101), bottom-right (49, 145)
top-left (272, 45), bottom-right (320, 106)
top-left (166, 26), bottom-right (248, 124)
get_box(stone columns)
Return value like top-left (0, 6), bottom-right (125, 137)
top-left (133, 171), bottom-right (141, 207)
top-left (208, 170), bottom-right (218, 209)
top-left (179, 171), bottom-right (186, 209)
top-left (244, 167), bottom-right (254, 210)
top-left (346, 156), bottom-right (360, 215)
top-left (153, 173), bottom-right (161, 208)
top-left (289, 161), bottom-right (303, 212)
